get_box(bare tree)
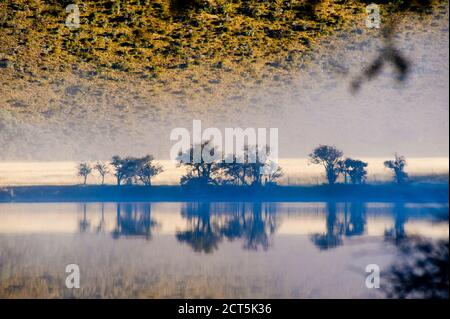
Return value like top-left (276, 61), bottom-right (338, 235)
top-left (136, 155), bottom-right (164, 186)
top-left (263, 160), bottom-right (283, 185)
top-left (384, 153), bottom-right (408, 184)
top-left (94, 161), bottom-right (109, 185)
top-left (77, 162), bottom-right (92, 185)
top-left (245, 145), bottom-right (267, 187)
top-left (220, 145), bottom-right (283, 186)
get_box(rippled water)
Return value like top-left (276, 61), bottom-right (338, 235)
top-left (0, 202), bottom-right (448, 298)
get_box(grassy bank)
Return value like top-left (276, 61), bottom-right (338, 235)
top-left (0, 183), bottom-right (448, 203)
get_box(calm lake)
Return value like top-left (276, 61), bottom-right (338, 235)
top-left (0, 202), bottom-right (448, 298)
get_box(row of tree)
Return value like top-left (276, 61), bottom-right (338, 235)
top-left (78, 155), bottom-right (163, 186)
top-left (77, 143), bottom-right (408, 186)
top-left (308, 145), bottom-right (408, 185)
top-left (176, 141), bottom-right (282, 187)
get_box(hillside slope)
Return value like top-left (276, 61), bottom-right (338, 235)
top-left (0, 0), bottom-right (448, 160)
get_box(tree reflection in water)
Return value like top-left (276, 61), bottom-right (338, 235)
top-left (310, 202), bottom-right (367, 250)
top-left (226, 202), bottom-right (278, 251)
top-left (176, 202), bottom-right (279, 253)
top-left (79, 203), bottom-right (90, 233)
top-left (384, 202), bottom-right (407, 244)
top-left (307, 201), bottom-right (448, 298)
top-left (112, 203), bottom-right (157, 240)
top-left (384, 237), bottom-right (449, 299)
top-left (96, 203), bottom-right (106, 234)
top-left (176, 202), bottom-right (222, 253)
top-left (383, 203), bottom-right (449, 299)
top-left (310, 202), bottom-right (343, 250)
top-left (74, 201), bottom-right (449, 298)
top-left (344, 202), bottom-right (366, 237)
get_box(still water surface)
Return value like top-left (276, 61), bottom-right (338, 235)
top-left (0, 202), bottom-right (448, 298)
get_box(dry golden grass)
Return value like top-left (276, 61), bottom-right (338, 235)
top-left (0, 1), bottom-right (447, 160)
top-left (1, 1), bottom-right (446, 120)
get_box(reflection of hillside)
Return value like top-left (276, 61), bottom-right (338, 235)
top-left (176, 202), bottom-right (279, 253)
top-left (112, 203), bottom-right (157, 240)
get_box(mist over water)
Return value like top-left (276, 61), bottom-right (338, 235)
top-left (0, 201), bottom-right (448, 298)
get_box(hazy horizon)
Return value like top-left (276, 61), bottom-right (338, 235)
top-left (1, 157), bottom-right (447, 186)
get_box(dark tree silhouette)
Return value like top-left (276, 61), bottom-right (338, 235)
top-left (220, 154), bottom-right (251, 185)
top-left (77, 162), bottom-right (92, 185)
top-left (384, 153), bottom-right (408, 184)
top-left (94, 161), bottom-right (109, 185)
top-left (136, 155), bottom-right (164, 186)
top-left (245, 145), bottom-right (267, 187)
top-left (110, 155), bottom-right (163, 186)
top-left (339, 158), bottom-right (368, 184)
top-left (120, 157), bottom-right (142, 185)
top-left (309, 145), bottom-right (344, 184)
top-left (220, 145), bottom-right (282, 186)
top-left (110, 156), bottom-right (129, 185)
top-left (177, 140), bottom-right (222, 187)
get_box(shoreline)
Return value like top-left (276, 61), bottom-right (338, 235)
top-left (1, 184), bottom-right (448, 203)
top-left (0, 158), bottom-right (448, 186)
